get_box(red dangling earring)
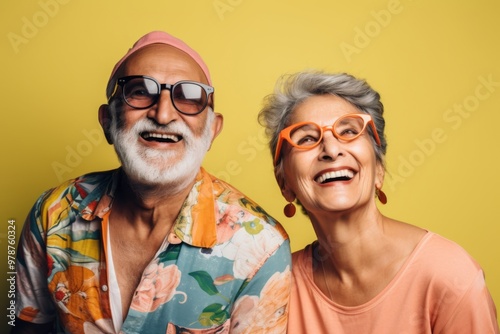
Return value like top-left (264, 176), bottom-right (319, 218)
top-left (376, 188), bottom-right (387, 205)
top-left (284, 202), bottom-right (296, 218)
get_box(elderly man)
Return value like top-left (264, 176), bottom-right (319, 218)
top-left (13, 31), bottom-right (291, 334)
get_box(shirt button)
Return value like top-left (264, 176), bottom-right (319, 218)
top-left (101, 285), bottom-right (108, 292)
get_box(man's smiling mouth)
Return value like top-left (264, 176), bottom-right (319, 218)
top-left (141, 132), bottom-right (182, 143)
top-left (315, 169), bottom-right (354, 184)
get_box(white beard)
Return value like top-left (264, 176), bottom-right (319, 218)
top-left (109, 109), bottom-right (214, 193)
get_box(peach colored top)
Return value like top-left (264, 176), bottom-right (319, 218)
top-left (288, 232), bottom-right (499, 333)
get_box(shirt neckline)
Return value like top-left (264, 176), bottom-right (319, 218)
top-left (299, 231), bottom-right (433, 313)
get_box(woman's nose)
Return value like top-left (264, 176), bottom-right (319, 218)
top-left (319, 130), bottom-right (344, 161)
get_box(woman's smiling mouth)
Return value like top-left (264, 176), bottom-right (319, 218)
top-left (315, 169), bottom-right (354, 184)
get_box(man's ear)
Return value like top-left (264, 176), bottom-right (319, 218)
top-left (207, 112), bottom-right (224, 150)
top-left (98, 104), bottom-right (113, 145)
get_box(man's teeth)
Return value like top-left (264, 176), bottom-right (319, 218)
top-left (142, 132), bottom-right (181, 142)
top-left (316, 170), bottom-right (354, 183)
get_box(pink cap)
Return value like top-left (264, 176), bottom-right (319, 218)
top-left (106, 31), bottom-right (212, 99)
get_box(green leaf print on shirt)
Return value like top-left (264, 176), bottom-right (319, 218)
top-left (189, 271), bottom-right (233, 327)
top-left (158, 243), bottom-right (181, 263)
top-left (199, 303), bottom-right (230, 327)
top-left (189, 271), bottom-right (219, 296)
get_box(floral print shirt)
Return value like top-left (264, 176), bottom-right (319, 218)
top-left (16, 168), bottom-right (291, 334)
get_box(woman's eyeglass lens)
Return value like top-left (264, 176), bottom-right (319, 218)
top-left (274, 114), bottom-right (380, 164)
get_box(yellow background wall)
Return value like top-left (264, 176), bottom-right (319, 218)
top-left (1, 0), bottom-right (499, 331)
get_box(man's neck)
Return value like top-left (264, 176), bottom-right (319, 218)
top-left (112, 172), bottom-right (196, 229)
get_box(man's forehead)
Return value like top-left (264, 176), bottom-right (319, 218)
top-left (105, 31), bottom-right (212, 99)
top-left (122, 44), bottom-right (207, 82)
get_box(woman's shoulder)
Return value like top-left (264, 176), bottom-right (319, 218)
top-left (410, 231), bottom-right (483, 282)
top-left (291, 243), bottom-right (316, 273)
top-left (389, 219), bottom-right (481, 273)
top-left (420, 232), bottom-right (479, 264)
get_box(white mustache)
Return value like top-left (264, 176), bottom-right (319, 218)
top-left (109, 111), bottom-right (214, 190)
top-left (131, 119), bottom-right (192, 139)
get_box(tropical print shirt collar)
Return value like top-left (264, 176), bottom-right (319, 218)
top-left (77, 167), bottom-right (217, 248)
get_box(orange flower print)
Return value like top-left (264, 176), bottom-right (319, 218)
top-left (214, 274), bottom-right (235, 286)
top-left (18, 306), bottom-right (39, 322)
top-left (230, 267), bottom-right (291, 334)
top-left (131, 262), bottom-right (187, 313)
top-left (217, 206), bottom-right (244, 243)
top-left (47, 255), bottom-right (54, 276)
top-left (48, 265), bottom-right (111, 334)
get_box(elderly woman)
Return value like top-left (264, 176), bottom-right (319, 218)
top-left (258, 71), bottom-right (499, 333)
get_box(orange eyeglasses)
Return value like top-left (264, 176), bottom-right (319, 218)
top-left (274, 113), bottom-right (381, 165)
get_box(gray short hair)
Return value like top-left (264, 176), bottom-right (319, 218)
top-left (258, 71), bottom-right (387, 170)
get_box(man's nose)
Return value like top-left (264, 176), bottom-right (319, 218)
top-left (147, 90), bottom-right (178, 124)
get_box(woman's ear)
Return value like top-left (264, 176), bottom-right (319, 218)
top-left (282, 187), bottom-right (296, 203)
top-left (98, 104), bottom-right (113, 144)
top-left (375, 162), bottom-right (385, 189)
top-left (275, 167), bottom-right (296, 202)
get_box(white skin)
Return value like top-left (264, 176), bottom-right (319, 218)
top-left (278, 94), bottom-right (425, 306)
top-left (97, 44), bottom-right (223, 318)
